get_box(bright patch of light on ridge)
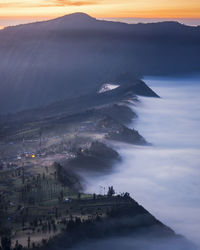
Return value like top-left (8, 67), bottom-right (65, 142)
top-left (98, 83), bottom-right (120, 93)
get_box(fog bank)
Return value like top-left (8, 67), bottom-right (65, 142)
top-left (84, 76), bottom-right (200, 246)
top-left (72, 235), bottom-right (196, 250)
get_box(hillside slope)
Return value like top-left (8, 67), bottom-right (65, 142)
top-left (0, 13), bottom-right (199, 113)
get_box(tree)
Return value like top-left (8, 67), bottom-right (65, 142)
top-left (107, 186), bottom-right (115, 197)
top-left (1, 236), bottom-right (11, 250)
top-left (58, 190), bottom-right (64, 202)
top-left (27, 236), bottom-right (30, 248)
top-left (124, 192), bottom-right (130, 198)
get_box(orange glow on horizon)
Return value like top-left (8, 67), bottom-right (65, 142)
top-left (0, 0), bottom-right (200, 25)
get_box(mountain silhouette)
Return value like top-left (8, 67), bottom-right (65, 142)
top-left (0, 13), bottom-right (199, 114)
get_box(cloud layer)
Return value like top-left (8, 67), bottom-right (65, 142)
top-left (0, 0), bottom-right (99, 8)
top-left (42, 0), bottom-right (99, 7)
top-left (84, 76), bottom-right (200, 246)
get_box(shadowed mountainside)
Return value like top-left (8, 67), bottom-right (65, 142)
top-left (42, 196), bottom-right (198, 250)
top-left (0, 12), bottom-right (199, 114)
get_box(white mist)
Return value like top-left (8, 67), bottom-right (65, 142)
top-left (85, 76), bottom-right (200, 246)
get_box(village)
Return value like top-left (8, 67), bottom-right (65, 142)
top-left (0, 118), bottom-right (133, 250)
top-left (0, 90), bottom-right (148, 250)
top-left (0, 138), bottom-right (132, 250)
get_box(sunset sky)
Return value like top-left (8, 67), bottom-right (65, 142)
top-left (0, 0), bottom-right (200, 28)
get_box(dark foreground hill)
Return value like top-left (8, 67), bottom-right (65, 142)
top-left (42, 196), bottom-right (197, 250)
top-left (0, 13), bottom-right (199, 114)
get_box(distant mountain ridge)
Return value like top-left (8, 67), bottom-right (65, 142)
top-left (0, 12), bottom-right (199, 114)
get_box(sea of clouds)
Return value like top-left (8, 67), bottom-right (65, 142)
top-left (84, 76), bottom-right (200, 248)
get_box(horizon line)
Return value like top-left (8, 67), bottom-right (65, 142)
top-left (0, 13), bottom-right (200, 28)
